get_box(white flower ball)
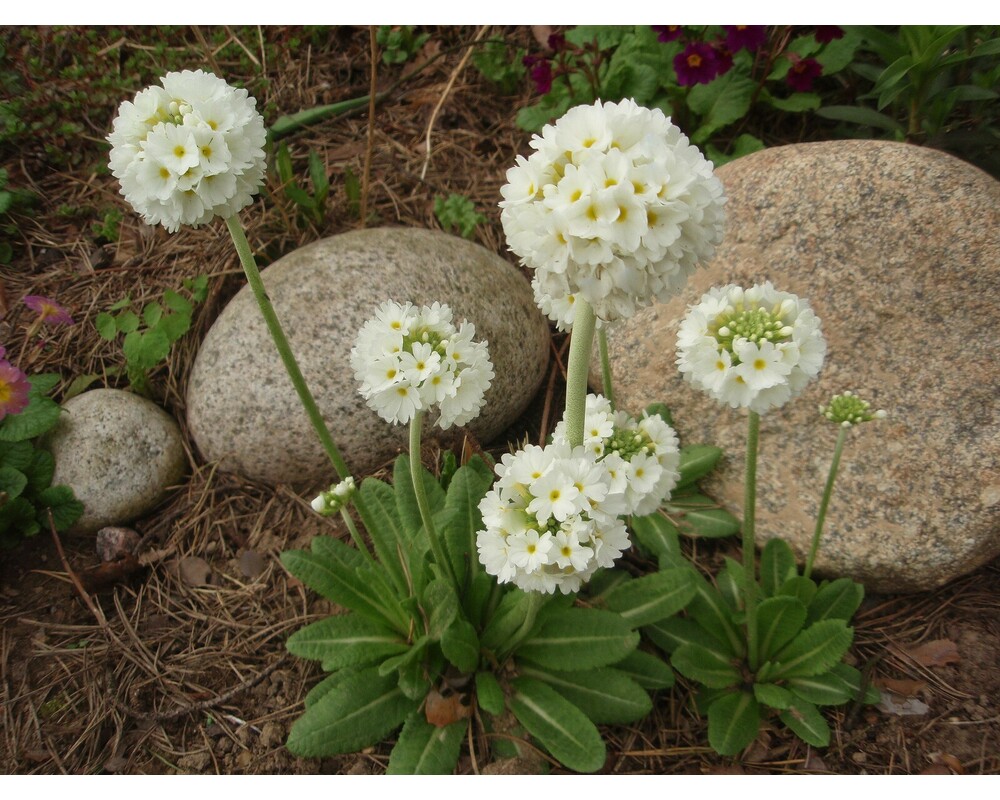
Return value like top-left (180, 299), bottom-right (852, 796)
top-left (108, 69), bottom-right (267, 232)
top-left (350, 300), bottom-right (494, 429)
top-left (500, 98), bottom-right (726, 328)
top-left (676, 282), bottom-right (826, 414)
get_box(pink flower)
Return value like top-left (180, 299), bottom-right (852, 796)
top-left (712, 41), bottom-right (734, 77)
top-left (723, 25), bottom-right (768, 53)
top-left (786, 56), bottom-right (823, 92)
top-left (522, 55), bottom-right (553, 95)
top-left (23, 295), bottom-right (74, 326)
top-left (652, 25), bottom-right (684, 43)
top-left (0, 361), bottom-right (31, 421)
top-left (674, 41), bottom-right (719, 86)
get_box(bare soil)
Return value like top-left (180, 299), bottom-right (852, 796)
top-left (1, 25), bottom-right (997, 775)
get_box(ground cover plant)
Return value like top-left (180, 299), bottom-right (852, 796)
top-left (0, 25), bottom-right (998, 776)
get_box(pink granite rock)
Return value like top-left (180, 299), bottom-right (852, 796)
top-left (597, 140), bottom-right (1000, 593)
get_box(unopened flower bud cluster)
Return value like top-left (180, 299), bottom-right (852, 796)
top-left (820, 390), bottom-right (887, 427)
top-left (476, 443), bottom-right (631, 594)
top-left (552, 394), bottom-right (680, 516)
top-left (310, 477), bottom-right (357, 517)
top-left (108, 70), bottom-right (267, 232)
top-left (676, 281), bottom-right (826, 414)
top-left (500, 98), bottom-right (725, 328)
top-left (351, 301), bottom-right (494, 429)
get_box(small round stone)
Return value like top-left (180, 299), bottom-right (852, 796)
top-left (46, 389), bottom-right (187, 534)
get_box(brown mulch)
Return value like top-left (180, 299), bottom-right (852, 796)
top-left (1, 25), bottom-right (998, 775)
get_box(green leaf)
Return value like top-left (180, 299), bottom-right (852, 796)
top-left (753, 682), bottom-right (794, 710)
top-left (519, 664), bottom-right (652, 724)
top-left (387, 713), bottom-right (465, 775)
top-left (686, 569), bottom-right (745, 657)
top-left (0, 395), bottom-right (62, 442)
top-left (393, 454), bottom-right (443, 537)
top-left (777, 576), bottom-right (819, 606)
top-left (63, 373), bottom-right (102, 401)
top-left (771, 620), bottom-right (854, 679)
top-left (671, 643), bottom-right (741, 689)
top-left (675, 445), bottom-right (723, 489)
top-left (779, 700), bottom-right (830, 747)
top-left (677, 500), bottom-right (740, 539)
top-left (183, 274), bottom-right (209, 303)
top-left (644, 616), bottom-right (731, 658)
top-left (27, 374), bottom-right (60, 396)
top-left (115, 309), bottom-right (140, 333)
top-left (34, 485), bottom-right (83, 531)
top-left (423, 578), bottom-right (460, 639)
top-left (0, 440), bottom-right (33, 471)
top-left (439, 462), bottom-right (492, 583)
top-left (310, 534), bottom-right (368, 571)
top-left (22, 448), bottom-right (54, 491)
top-left (157, 311), bottom-right (192, 344)
top-left (142, 301), bottom-right (163, 328)
top-left (604, 567), bottom-right (696, 627)
top-left (972, 37), bottom-right (1000, 58)
top-left (481, 589), bottom-right (541, 655)
top-left (0, 496), bottom-right (38, 538)
top-left (95, 312), bottom-right (118, 340)
top-left (757, 595), bottom-right (808, 661)
top-left (688, 72), bottom-right (756, 143)
top-left (565, 25), bottom-right (630, 50)
top-left (807, 577), bottom-right (864, 624)
top-left (787, 671), bottom-right (854, 706)
top-left (286, 666), bottom-right (416, 757)
top-left (122, 327), bottom-right (170, 371)
top-left (707, 691), bottom-right (760, 756)
top-left (510, 677), bottom-right (606, 773)
top-left (762, 91), bottom-right (821, 112)
top-left (873, 55), bottom-right (916, 109)
top-left (441, 618), bottom-right (480, 674)
top-left (280, 549), bottom-right (405, 633)
top-left (760, 538), bottom-right (798, 597)
top-left (630, 512), bottom-right (683, 568)
top-left (308, 150), bottom-right (330, 205)
top-left (475, 671), bottom-right (505, 716)
top-left (614, 648), bottom-right (675, 690)
top-left (518, 607), bottom-right (638, 671)
top-left (286, 614), bottom-right (408, 669)
top-left (830, 662), bottom-right (881, 705)
top-left (718, 557), bottom-right (744, 612)
top-left (815, 105), bottom-right (906, 134)
top-left (0, 466), bottom-right (28, 500)
top-left (108, 294), bottom-right (132, 312)
top-left (164, 288), bottom-right (194, 315)
top-left (816, 30), bottom-right (863, 74)
top-left (356, 477), bottom-right (409, 595)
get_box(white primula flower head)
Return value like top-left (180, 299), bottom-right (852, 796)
top-left (108, 69), bottom-right (267, 233)
top-left (820, 390), bottom-right (887, 428)
top-left (677, 281), bottom-right (826, 414)
top-left (500, 98), bottom-right (726, 329)
top-left (552, 394), bottom-right (681, 516)
top-left (310, 476), bottom-right (357, 517)
top-left (350, 300), bottom-right (494, 429)
top-left (475, 442), bottom-right (630, 595)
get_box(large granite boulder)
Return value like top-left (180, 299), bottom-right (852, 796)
top-left (187, 227), bottom-right (550, 485)
top-left (598, 140), bottom-right (1000, 593)
top-left (47, 389), bottom-right (187, 534)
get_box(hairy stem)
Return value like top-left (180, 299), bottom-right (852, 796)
top-left (564, 298), bottom-right (597, 448)
top-left (743, 410), bottom-right (761, 670)
top-left (804, 425), bottom-right (848, 581)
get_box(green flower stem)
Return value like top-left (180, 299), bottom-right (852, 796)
top-left (409, 411), bottom-right (457, 587)
top-left (226, 215), bottom-right (352, 482)
top-left (564, 298), bottom-right (598, 448)
top-left (804, 426), bottom-right (848, 581)
top-left (743, 410), bottom-right (761, 670)
top-left (597, 327), bottom-right (615, 410)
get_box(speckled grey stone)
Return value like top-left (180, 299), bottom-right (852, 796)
top-left (46, 389), bottom-right (187, 534)
top-left (597, 140), bottom-right (1000, 593)
top-left (187, 227), bottom-right (549, 485)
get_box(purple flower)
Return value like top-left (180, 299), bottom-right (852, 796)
top-left (723, 25), bottom-right (768, 53)
top-left (674, 41), bottom-right (719, 86)
top-left (23, 295), bottom-right (74, 326)
top-left (815, 26), bottom-right (844, 44)
top-left (712, 41), bottom-right (734, 77)
top-left (652, 25), bottom-right (684, 43)
top-left (523, 54), bottom-right (553, 95)
top-left (547, 32), bottom-right (567, 52)
top-left (0, 360), bottom-right (31, 421)
top-left (787, 56), bottom-right (823, 92)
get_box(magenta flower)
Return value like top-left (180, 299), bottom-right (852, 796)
top-left (712, 41), bottom-right (734, 77)
top-left (674, 42), bottom-right (719, 86)
top-left (0, 360), bottom-right (31, 421)
top-left (522, 54), bottom-right (553, 95)
top-left (815, 26), bottom-right (844, 44)
top-left (787, 56), bottom-right (823, 91)
top-left (723, 25), bottom-right (768, 53)
top-left (23, 295), bottom-right (74, 326)
top-left (547, 32), bottom-right (567, 52)
top-left (652, 25), bottom-right (684, 43)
